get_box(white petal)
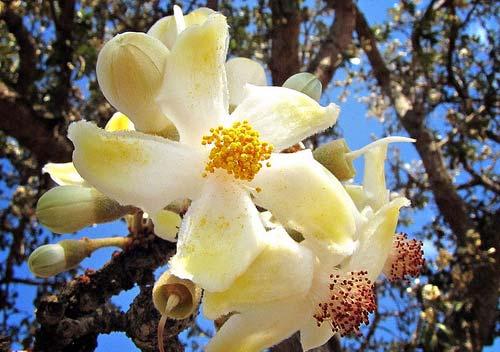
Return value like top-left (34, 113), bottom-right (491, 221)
top-left (68, 121), bottom-right (205, 213)
top-left (104, 112), bottom-right (135, 132)
top-left (230, 85), bottom-right (339, 151)
top-left (169, 176), bottom-right (266, 292)
top-left (157, 13), bottom-right (229, 145)
top-left (345, 197), bottom-right (410, 281)
top-left (300, 317), bottom-right (334, 351)
top-left (226, 57), bottom-right (267, 107)
top-left (206, 297), bottom-right (308, 352)
top-left (203, 227), bottom-right (314, 319)
top-left (250, 150), bottom-right (359, 252)
top-left (147, 8), bottom-right (215, 50)
top-left (42, 162), bottom-right (86, 186)
top-left (150, 209), bottom-right (181, 242)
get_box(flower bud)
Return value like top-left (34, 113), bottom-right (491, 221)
top-left (283, 72), bottom-right (322, 102)
top-left (313, 139), bottom-right (355, 181)
top-left (96, 32), bottom-right (177, 138)
top-left (153, 271), bottom-right (201, 320)
top-left (28, 244), bottom-right (67, 278)
top-left (36, 186), bottom-right (135, 234)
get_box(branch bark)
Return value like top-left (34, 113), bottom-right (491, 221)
top-left (34, 232), bottom-right (192, 351)
top-left (269, 0), bottom-right (301, 85)
top-left (307, 0), bottom-right (355, 88)
top-left (0, 84), bottom-right (73, 163)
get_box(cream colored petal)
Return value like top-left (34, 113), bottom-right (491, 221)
top-left (229, 85), bottom-right (339, 151)
top-left (169, 176), bottom-right (266, 292)
top-left (250, 150), bottom-right (359, 253)
top-left (363, 145), bottom-right (389, 211)
top-left (300, 317), bottom-right (334, 351)
top-left (96, 32), bottom-right (175, 135)
top-left (147, 7), bottom-right (215, 50)
top-left (42, 162), bottom-right (86, 186)
top-left (226, 57), bottom-right (267, 108)
top-left (68, 121), bottom-right (205, 213)
top-left (157, 13), bottom-right (229, 145)
top-left (150, 209), bottom-right (181, 242)
top-left (104, 112), bottom-right (135, 132)
top-left (206, 297), bottom-right (308, 352)
top-left (344, 197), bottom-right (410, 281)
top-left (203, 227), bottom-right (314, 319)
top-left (344, 184), bottom-right (368, 211)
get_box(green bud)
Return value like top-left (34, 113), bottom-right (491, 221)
top-left (313, 139), bottom-right (356, 181)
top-left (36, 186), bottom-right (134, 234)
top-left (96, 32), bottom-right (176, 136)
top-left (282, 72), bottom-right (322, 101)
top-left (28, 244), bottom-right (67, 278)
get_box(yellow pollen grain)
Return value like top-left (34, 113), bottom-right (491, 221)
top-left (201, 121), bottom-right (274, 181)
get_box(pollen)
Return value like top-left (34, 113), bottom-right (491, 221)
top-left (383, 233), bottom-right (425, 281)
top-left (313, 271), bottom-right (376, 337)
top-left (201, 121), bottom-right (274, 181)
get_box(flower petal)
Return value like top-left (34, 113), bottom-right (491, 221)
top-left (150, 209), bottom-right (181, 242)
top-left (206, 297), bottom-right (307, 352)
top-left (251, 150), bottom-right (359, 253)
top-left (203, 227), bottom-right (314, 319)
top-left (157, 13), bottom-right (229, 145)
top-left (345, 196), bottom-right (410, 281)
top-left (300, 317), bottom-right (334, 351)
top-left (42, 162), bottom-right (86, 186)
top-left (104, 112), bottom-right (135, 132)
top-left (230, 85), bottom-right (339, 151)
top-left (225, 57), bottom-right (267, 108)
top-left (169, 176), bottom-right (266, 292)
top-left (68, 121), bottom-right (205, 213)
top-left (147, 7), bottom-right (215, 50)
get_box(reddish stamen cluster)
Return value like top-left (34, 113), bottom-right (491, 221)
top-left (383, 233), bottom-right (425, 281)
top-left (313, 271), bottom-right (376, 337)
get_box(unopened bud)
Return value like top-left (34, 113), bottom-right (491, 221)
top-left (153, 271), bottom-right (201, 320)
top-left (28, 244), bottom-right (67, 278)
top-left (313, 139), bottom-right (355, 180)
top-left (36, 186), bottom-right (135, 234)
top-left (283, 72), bottom-right (322, 102)
top-left (96, 32), bottom-right (177, 138)
top-left (29, 237), bottom-right (129, 277)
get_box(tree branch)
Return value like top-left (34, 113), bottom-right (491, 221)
top-left (307, 0), bottom-right (355, 88)
top-left (33, 232), bottom-right (190, 351)
top-left (269, 0), bottom-right (301, 85)
top-left (0, 84), bottom-right (73, 163)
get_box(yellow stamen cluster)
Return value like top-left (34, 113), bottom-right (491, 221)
top-left (202, 121), bottom-right (274, 181)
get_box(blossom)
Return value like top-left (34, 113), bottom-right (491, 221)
top-left (67, 6), bottom-right (359, 292)
top-left (203, 139), bottom-right (425, 351)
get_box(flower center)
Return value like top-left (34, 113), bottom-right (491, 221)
top-left (383, 232), bottom-right (424, 282)
top-left (201, 121), bottom-right (273, 181)
top-left (313, 270), bottom-right (376, 337)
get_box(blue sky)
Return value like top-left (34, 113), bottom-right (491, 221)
top-left (6, 0), bottom-right (498, 351)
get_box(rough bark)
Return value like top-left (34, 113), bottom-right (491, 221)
top-left (0, 84), bottom-right (73, 163)
top-left (307, 0), bottom-right (356, 88)
top-left (34, 231), bottom-right (193, 351)
top-left (269, 0), bottom-right (301, 85)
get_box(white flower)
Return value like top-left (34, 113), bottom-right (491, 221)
top-left (67, 7), bottom-right (359, 292)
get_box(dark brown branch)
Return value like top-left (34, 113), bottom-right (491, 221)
top-left (269, 0), bottom-right (301, 85)
top-left (307, 0), bottom-right (355, 88)
top-left (34, 232), bottom-right (186, 351)
top-left (0, 84), bottom-right (73, 163)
